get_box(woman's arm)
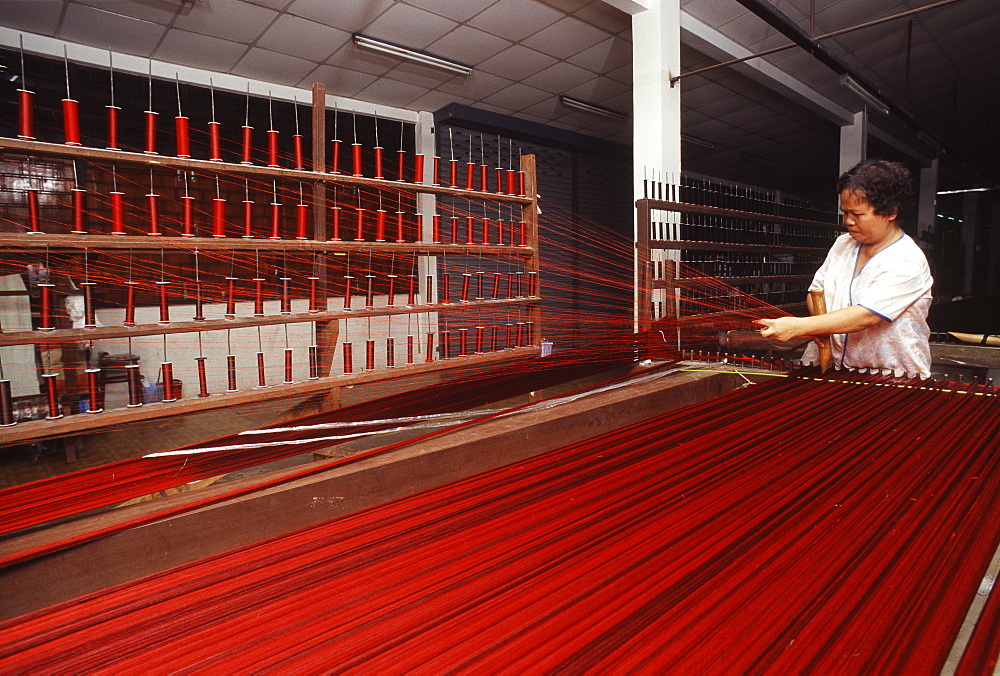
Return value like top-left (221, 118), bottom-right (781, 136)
top-left (757, 305), bottom-right (884, 342)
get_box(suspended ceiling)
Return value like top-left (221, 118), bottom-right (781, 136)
top-left (0, 0), bottom-right (996, 196)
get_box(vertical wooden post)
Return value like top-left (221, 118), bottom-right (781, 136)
top-left (520, 154), bottom-right (542, 351)
top-left (311, 83), bottom-right (339, 389)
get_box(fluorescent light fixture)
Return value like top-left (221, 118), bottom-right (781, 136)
top-left (839, 73), bottom-right (890, 115)
top-left (559, 95), bottom-right (628, 120)
top-left (936, 187), bottom-right (997, 195)
top-left (353, 34), bottom-right (471, 76)
top-left (681, 134), bottom-right (714, 149)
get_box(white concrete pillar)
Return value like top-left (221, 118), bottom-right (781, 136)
top-left (839, 110), bottom-right (867, 176)
top-left (631, 0), bottom-right (681, 327)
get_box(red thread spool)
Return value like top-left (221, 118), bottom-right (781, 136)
top-left (413, 154), bottom-right (425, 184)
top-left (123, 281), bottom-right (137, 326)
top-left (432, 157), bottom-right (440, 186)
top-left (144, 110), bottom-right (158, 154)
top-left (253, 277), bottom-right (265, 316)
top-left (161, 362), bottom-right (176, 402)
top-left (496, 218), bottom-right (505, 246)
top-left (386, 337), bottom-right (395, 368)
top-left (495, 167), bottom-right (504, 194)
top-left (519, 220), bottom-right (527, 246)
top-left (476, 271), bottom-right (485, 300)
top-left (342, 275), bottom-right (354, 310)
top-left (226, 354), bottom-right (237, 392)
top-left (516, 321), bottom-right (525, 347)
top-left (241, 126), bottom-right (253, 164)
top-left (354, 208), bottom-right (366, 241)
top-left (147, 192), bottom-right (161, 236)
top-left (193, 280), bottom-right (205, 321)
top-left (196, 357), bottom-right (209, 397)
top-left (242, 200), bottom-right (255, 239)
top-left (308, 277), bottom-right (320, 313)
top-left (175, 116), bottom-right (190, 158)
top-left (375, 209), bottom-right (387, 242)
top-left (126, 363), bottom-right (143, 406)
top-left (208, 121), bottom-right (222, 161)
top-left (365, 339), bottom-right (375, 371)
top-left (466, 216), bottom-right (475, 245)
top-left (449, 158), bottom-right (458, 188)
top-left (62, 98), bottom-right (81, 145)
top-left (481, 217), bottom-right (490, 245)
top-left (283, 348), bottom-right (293, 384)
top-left (267, 129), bottom-right (279, 167)
top-left (365, 275), bottom-right (375, 308)
top-left (441, 272), bottom-right (450, 304)
top-left (465, 162), bottom-right (475, 190)
top-left (524, 320), bottom-right (534, 347)
top-left (0, 379), bottom-right (16, 426)
top-left (506, 272), bottom-right (514, 298)
top-left (270, 201), bottom-right (282, 240)
top-left (82, 282), bottom-right (96, 327)
top-left (386, 274), bottom-right (396, 307)
top-left (492, 272), bottom-right (502, 299)
top-left (43, 373), bottom-right (61, 419)
top-left (397, 150), bottom-right (406, 182)
top-left (528, 271), bottom-right (538, 296)
top-left (461, 273), bottom-right (471, 302)
top-left (330, 139), bottom-right (341, 174)
top-left (225, 277), bottom-right (237, 318)
top-left (26, 189), bottom-right (41, 234)
top-left (406, 334), bottom-right (414, 364)
top-left (450, 216), bottom-right (459, 245)
top-left (515, 271), bottom-right (524, 297)
top-left (506, 322), bottom-right (514, 348)
top-left (180, 195), bottom-right (195, 237)
top-left (330, 205), bottom-right (342, 241)
top-left (293, 134), bottom-right (304, 170)
top-left (308, 345), bottom-right (319, 379)
top-left (395, 210), bottom-right (405, 243)
top-left (425, 332), bottom-right (434, 362)
top-left (480, 164), bottom-right (488, 192)
top-left (407, 274), bottom-right (416, 306)
top-left (84, 369), bottom-right (104, 413)
top-left (518, 170), bottom-right (526, 196)
top-left (490, 324), bottom-right (499, 351)
top-left (256, 352), bottom-right (266, 388)
top-left (352, 143), bottom-right (363, 177)
top-left (71, 188), bottom-right (87, 234)
top-left (157, 281), bottom-right (170, 323)
top-left (296, 203), bottom-right (308, 240)
top-left (432, 214), bottom-right (441, 244)
top-left (458, 328), bottom-right (468, 356)
top-left (441, 330), bottom-right (451, 359)
top-left (342, 342), bottom-right (353, 374)
top-left (506, 168), bottom-right (516, 195)
top-left (108, 191), bottom-right (125, 236)
top-left (415, 213), bottom-right (424, 243)
top-left (18, 90), bottom-right (34, 140)
top-left (374, 146), bottom-right (383, 179)
top-left (280, 277), bottom-right (291, 315)
top-left (212, 198), bottom-right (227, 238)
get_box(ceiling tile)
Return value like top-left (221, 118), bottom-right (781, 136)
top-left (154, 29), bottom-right (248, 73)
top-left (300, 64), bottom-right (379, 97)
top-left (477, 45), bottom-right (558, 81)
top-left (360, 3), bottom-right (459, 49)
top-left (232, 47), bottom-right (316, 84)
top-left (572, 1), bottom-right (630, 34)
top-left (523, 61), bottom-right (597, 92)
top-left (605, 63), bottom-right (631, 85)
top-left (244, 0), bottom-right (296, 10)
top-left (522, 16), bottom-right (611, 60)
top-left (355, 75), bottom-right (429, 108)
top-left (58, 4), bottom-right (167, 57)
top-left (327, 42), bottom-right (395, 77)
top-left (468, 0), bottom-right (563, 42)
top-left (384, 61), bottom-right (466, 90)
top-left (561, 75), bottom-right (630, 103)
top-left (408, 89), bottom-right (474, 113)
top-left (567, 36), bottom-right (631, 75)
top-left (426, 24), bottom-right (510, 66)
top-left (257, 14), bottom-right (350, 62)
top-left (401, 0), bottom-right (497, 23)
top-left (74, 0), bottom-right (178, 25)
top-left (436, 70), bottom-right (515, 101)
top-left (286, 0), bottom-right (394, 32)
top-left (171, 0), bottom-right (279, 43)
top-left (482, 82), bottom-right (551, 112)
top-left (0, 0), bottom-right (62, 34)
top-left (681, 0), bottom-right (749, 30)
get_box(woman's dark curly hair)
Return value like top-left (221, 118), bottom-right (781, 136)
top-left (837, 159), bottom-right (914, 217)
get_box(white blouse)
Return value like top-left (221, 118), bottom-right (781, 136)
top-left (802, 233), bottom-right (933, 378)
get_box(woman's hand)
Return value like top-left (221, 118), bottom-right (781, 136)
top-left (757, 317), bottom-right (805, 342)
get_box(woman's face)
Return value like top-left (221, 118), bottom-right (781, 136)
top-left (839, 189), bottom-right (899, 246)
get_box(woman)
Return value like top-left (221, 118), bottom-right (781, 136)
top-left (757, 159), bottom-right (933, 378)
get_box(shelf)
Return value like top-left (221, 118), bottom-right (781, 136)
top-left (654, 275), bottom-right (813, 289)
top-left (648, 240), bottom-right (827, 254)
top-left (638, 198), bottom-right (842, 231)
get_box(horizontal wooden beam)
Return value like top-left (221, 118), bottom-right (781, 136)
top-left (654, 274), bottom-right (812, 289)
top-left (0, 345), bottom-right (541, 446)
top-left (649, 240), bottom-right (827, 254)
top-left (0, 137), bottom-right (533, 205)
top-left (637, 197), bottom-right (841, 230)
